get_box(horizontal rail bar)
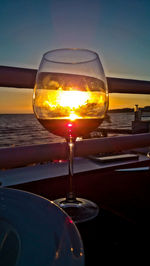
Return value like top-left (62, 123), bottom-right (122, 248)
top-left (0, 133), bottom-right (150, 169)
top-left (107, 77), bottom-right (150, 94)
top-left (0, 66), bottom-right (37, 88)
top-left (0, 66), bottom-right (150, 94)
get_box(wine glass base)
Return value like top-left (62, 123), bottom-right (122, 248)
top-left (53, 197), bottom-right (99, 224)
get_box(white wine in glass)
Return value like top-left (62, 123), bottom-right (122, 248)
top-left (33, 48), bottom-right (109, 223)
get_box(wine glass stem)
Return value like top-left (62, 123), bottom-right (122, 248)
top-left (66, 136), bottom-right (76, 202)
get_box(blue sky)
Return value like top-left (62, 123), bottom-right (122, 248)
top-left (1, 0), bottom-right (150, 80)
top-left (0, 0), bottom-right (150, 113)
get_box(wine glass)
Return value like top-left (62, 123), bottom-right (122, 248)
top-left (33, 48), bottom-right (109, 223)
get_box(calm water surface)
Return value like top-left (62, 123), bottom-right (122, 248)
top-left (0, 113), bottom-right (134, 148)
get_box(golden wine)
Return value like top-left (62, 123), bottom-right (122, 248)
top-left (33, 72), bottom-right (108, 138)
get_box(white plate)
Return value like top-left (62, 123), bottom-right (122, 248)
top-left (0, 188), bottom-right (84, 266)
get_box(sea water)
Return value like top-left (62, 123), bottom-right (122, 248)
top-left (0, 113), bottom-right (134, 148)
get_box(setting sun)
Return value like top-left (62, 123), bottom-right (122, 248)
top-left (69, 112), bottom-right (80, 121)
top-left (37, 88), bottom-right (106, 119)
top-left (43, 89), bottom-right (91, 110)
top-left (58, 90), bottom-right (90, 109)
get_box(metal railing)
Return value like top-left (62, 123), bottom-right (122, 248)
top-left (0, 66), bottom-right (150, 169)
top-left (0, 65), bottom-right (150, 94)
top-left (0, 132), bottom-right (150, 169)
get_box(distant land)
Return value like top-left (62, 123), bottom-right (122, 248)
top-left (109, 106), bottom-right (150, 113)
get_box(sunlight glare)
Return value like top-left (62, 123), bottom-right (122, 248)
top-left (69, 112), bottom-right (80, 121)
top-left (58, 90), bottom-right (90, 109)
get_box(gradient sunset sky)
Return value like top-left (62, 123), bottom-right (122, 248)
top-left (0, 0), bottom-right (150, 113)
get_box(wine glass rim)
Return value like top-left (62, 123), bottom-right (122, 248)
top-left (43, 48), bottom-right (99, 64)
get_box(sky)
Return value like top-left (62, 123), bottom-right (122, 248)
top-left (0, 0), bottom-right (150, 113)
